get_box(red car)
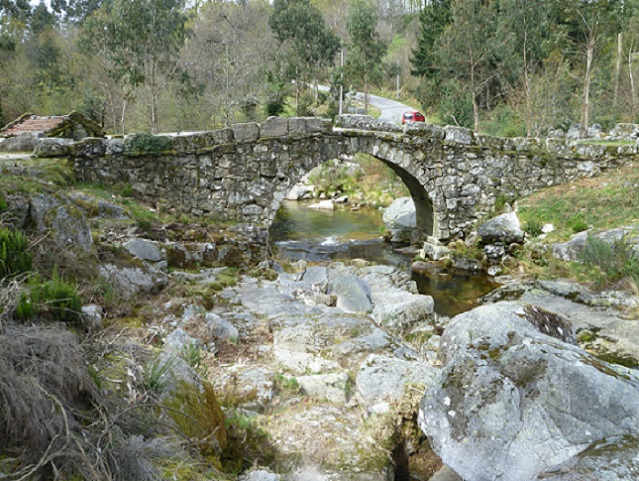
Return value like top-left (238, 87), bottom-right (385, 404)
top-left (401, 110), bottom-right (426, 124)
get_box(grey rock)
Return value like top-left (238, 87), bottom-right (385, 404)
top-left (232, 122), bottom-right (260, 142)
top-left (551, 227), bottom-right (639, 262)
top-left (301, 266), bottom-right (329, 291)
top-left (371, 290), bottom-right (434, 333)
top-left (328, 274), bottom-right (373, 313)
top-left (214, 365), bottom-right (274, 411)
top-left (477, 212), bottom-right (524, 244)
top-left (164, 327), bottom-right (202, 353)
top-left (421, 241), bottom-right (451, 261)
top-left (81, 303), bottom-right (103, 329)
top-left (123, 238), bottom-right (163, 262)
top-left (419, 301), bottom-right (639, 481)
top-left (551, 231), bottom-right (589, 261)
top-left (205, 312), bottom-right (239, 340)
top-left (357, 354), bottom-right (437, 413)
top-left (261, 117), bottom-right (289, 138)
top-left (99, 263), bottom-right (168, 299)
top-left (609, 123), bottom-right (639, 141)
top-left (297, 372), bottom-right (349, 403)
top-left (286, 184), bottom-right (314, 200)
top-left (241, 470), bottom-right (280, 481)
top-left (35, 137), bottom-right (74, 157)
top-left (535, 435), bottom-right (639, 481)
top-left (444, 126), bottom-right (474, 145)
top-left (451, 257), bottom-right (482, 271)
top-left (0, 133), bottom-right (38, 153)
top-left (29, 193), bottom-right (93, 252)
top-left (383, 197), bottom-right (416, 243)
top-left (429, 466), bottom-right (463, 481)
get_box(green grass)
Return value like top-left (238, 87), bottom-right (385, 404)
top-left (517, 162), bottom-right (639, 243)
top-left (0, 158), bottom-right (75, 193)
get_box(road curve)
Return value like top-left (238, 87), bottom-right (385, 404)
top-left (353, 92), bottom-right (413, 123)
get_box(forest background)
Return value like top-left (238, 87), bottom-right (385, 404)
top-left (2, 0), bottom-right (639, 139)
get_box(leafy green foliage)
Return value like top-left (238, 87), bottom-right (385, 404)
top-left (125, 133), bottom-right (174, 154)
top-left (0, 228), bottom-right (32, 279)
top-left (16, 270), bottom-right (82, 324)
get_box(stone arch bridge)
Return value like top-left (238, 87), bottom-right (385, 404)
top-left (60, 115), bottom-right (638, 242)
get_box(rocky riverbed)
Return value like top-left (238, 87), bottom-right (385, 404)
top-left (3, 154), bottom-right (639, 480)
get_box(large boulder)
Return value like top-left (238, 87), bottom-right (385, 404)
top-left (382, 197), bottom-right (416, 243)
top-left (29, 193), bottom-right (94, 253)
top-left (419, 301), bottom-right (639, 481)
top-left (477, 212), bottom-right (524, 244)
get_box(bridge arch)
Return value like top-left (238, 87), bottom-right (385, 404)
top-left (266, 139), bottom-right (438, 241)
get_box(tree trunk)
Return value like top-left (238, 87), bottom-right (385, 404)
top-left (630, 47), bottom-right (637, 122)
top-left (580, 39), bottom-right (594, 139)
top-left (614, 32), bottom-right (623, 105)
top-left (121, 98), bottom-right (127, 136)
top-left (470, 67), bottom-right (479, 131)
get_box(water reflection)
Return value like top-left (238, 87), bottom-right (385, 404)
top-left (270, 201), bottom-right (498, 316)
top-left (411, 267), bottom-right (500, 317)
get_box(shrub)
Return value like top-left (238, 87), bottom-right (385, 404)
top-left (0, 228), bottom-right (33, 279)
top-left (16, 270), bottom-right (82, 324)
top-left (580, 235), bottom-right (639, 285)
top-left (126, 133), bottom-right (173, 154)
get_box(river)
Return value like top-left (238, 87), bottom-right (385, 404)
top-left (270, 201), bottom-right (498, 317)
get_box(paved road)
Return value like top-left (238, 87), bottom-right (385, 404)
top-left (318, 85), bottom-right (413, 124)
top-left (353, 92), bottom-right (413, 123)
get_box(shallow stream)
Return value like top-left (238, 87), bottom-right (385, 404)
top-left (270, 201), bottom-right (498, 317)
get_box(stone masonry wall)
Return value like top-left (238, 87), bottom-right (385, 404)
top-left (49, 115), bottom-right (639, 242)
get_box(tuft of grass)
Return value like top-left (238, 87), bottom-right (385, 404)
top-left (524, 218), bottom-right (543, 238)
top-left (15, 269), bottom-right (82, 324)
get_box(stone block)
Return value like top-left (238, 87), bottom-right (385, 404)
top-left (69, 137), bottom-right (106, 157)
top-left (261, 116), bottom-right (289, 137)
top-left (289, 117), bottom-right (332, 134)
top-left (1, 133), bottom-right (39, 153)
top-left (334, 114), bottom-right (374, 129)
top-left (404, 122), bottom-right (445, 139)
top-left (105, 138), bottom-right (124, 154)
top-left (444, 126), bottom-right (474, 145)
top-left (34, 137), bottom-right (74, 157)
top-left (210, 128), bottom-right (234, 144)
top-left (232, 122), bottom-right (260, 142)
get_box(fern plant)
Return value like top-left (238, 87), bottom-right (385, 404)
top-left (0, 228), bottom-right (32, 279)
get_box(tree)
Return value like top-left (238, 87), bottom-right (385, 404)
top-left (184, 0), bottom-right (275, 126)
top-left (80, 0), bottom-right (188, 133)
top-left (410, 0), bottom-right (451, 79)
top-left (436, 0), bottom-right (501, 131)
top-left (560, 0), bottom-right (623, 137)
top-left (498, 0), bottom-right (565, 136)
top-left (269, 0), bottom-right (340, 112)
top-left (345, 0), bottom-right (387, 113)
